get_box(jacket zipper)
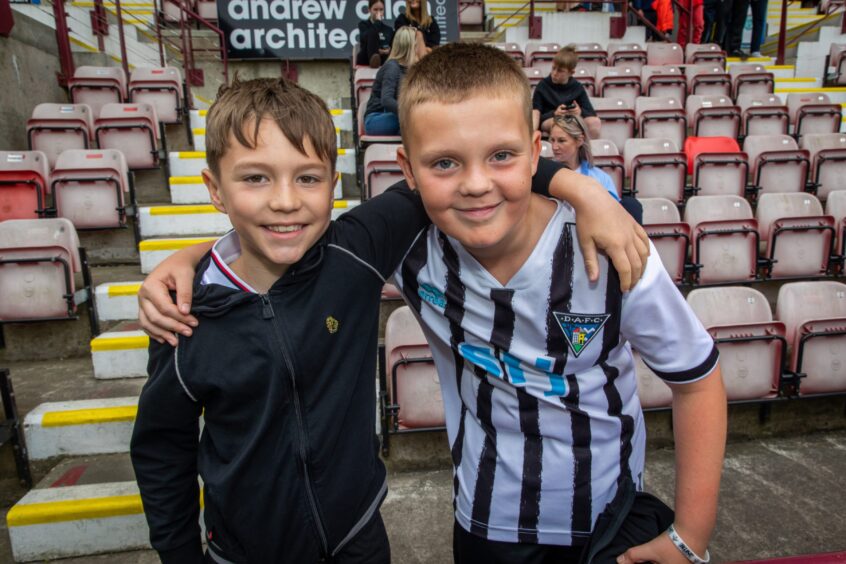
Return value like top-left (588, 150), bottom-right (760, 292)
top-left (260, 294), bottom-right (330, 558)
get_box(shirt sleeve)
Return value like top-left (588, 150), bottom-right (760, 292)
top-left (576, 84), bottom-right (596, 117)
top-left (620, 243), bottom-right (719, 384)
top-left (427, 19), bottom-right (441, 46)
top-left (530, 157), bottom-right (566, 198)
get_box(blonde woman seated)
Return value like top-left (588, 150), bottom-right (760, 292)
top-left (550, 114), bottom-right (644, 223)
top-left (363, 26), bottom-right (418, 136)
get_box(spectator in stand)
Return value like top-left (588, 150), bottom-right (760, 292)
top-left (363, 27), bottom-right (418, 136)
top-left (549, 114), bottom-right (644, 223)
top-left (633, 0), bottom-right (659, 40)
top-left (532, 45), bottom-right (601, 138)
top-left (677, 0), bottom-right (705, 47)
top-left (356, 0), bottom-right (394, 68)
top-left (749, 0), bottom-right (767, 56)
top-left (394, 0), bottom-right (440, 52)
top-left (723, 0), bottom-right (763, 57)
top-left (655, 0), bottom-right (676, 37)
top-left (702, 0), bottom-right (722, 42)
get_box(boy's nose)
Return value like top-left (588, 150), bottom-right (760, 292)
top-left (459, 164), bottom-right (493, 197)
top-left (268, 183), bottom-right (302, 212)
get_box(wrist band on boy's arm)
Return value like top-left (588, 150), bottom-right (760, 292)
top-left (667, 524), bottom-right (711, 564)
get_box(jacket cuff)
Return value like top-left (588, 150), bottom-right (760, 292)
top-left (159, 538), bottom-right (204, 564)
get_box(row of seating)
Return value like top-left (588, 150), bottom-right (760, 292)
top-left (26, 102), bottom-right (163, 170)
top-left (68, 65), bottom-right (184, 123)
top-left (827, 43), bottom-right (846, 85)
top-left (380, 281), bottom-right (846, 443)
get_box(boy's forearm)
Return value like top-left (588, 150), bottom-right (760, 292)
top-left (670, 366), bottom-right (727, 555)
top-left (546, 167), bottom-right (607, 209)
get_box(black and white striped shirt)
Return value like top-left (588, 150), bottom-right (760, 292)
top-left (394, 201), bottom-right (718, 545)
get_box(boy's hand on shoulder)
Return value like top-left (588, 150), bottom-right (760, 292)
top-left (617, 533), bottom-right (691, 564)
top-left (139, 248), bottom-right (204, 346)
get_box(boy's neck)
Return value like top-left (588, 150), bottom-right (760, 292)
top-left (229, 254), bottom-right (289, 294)
top-left (465, 194), bottom-right (556, 286)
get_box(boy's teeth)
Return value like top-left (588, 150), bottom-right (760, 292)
top-left (267, 225), bottom-right (302, 233)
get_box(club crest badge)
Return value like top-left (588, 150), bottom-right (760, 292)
top-left (553, 312), bottom-right (610, 357)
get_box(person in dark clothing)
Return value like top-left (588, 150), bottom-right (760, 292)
top-left (749, 0), bottom-right (767, 56)
top-left (532, 45), bottom-right (600, 138)
top-left (394, 0), bottom-right (440, 51)
top-left (724, 0), bottom-right (752, 57)
top-left (356, 0), bottom-right (393, 68)
top-left (363, 26), bottom-right (417, 136)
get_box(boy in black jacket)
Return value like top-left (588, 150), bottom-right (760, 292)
top-left (131, 77), bottom-right (649, 563)
top-left (532, 45), bottom-right (601, 138)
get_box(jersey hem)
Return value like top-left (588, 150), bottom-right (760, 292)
top-left (454, 508), bottom-right (591, 546)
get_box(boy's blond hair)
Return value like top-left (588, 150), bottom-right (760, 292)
top-left (398, 42), bottom-right (532, 144)
top-left (205, 77), bottom-right (337, 177)
top-left (553, 45), bottom-right (579, 72)
top-left (390, 26), bottom-right (419, 68)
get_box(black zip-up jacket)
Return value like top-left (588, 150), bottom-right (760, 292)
top-left (130, 165), bottom-right (563, 563)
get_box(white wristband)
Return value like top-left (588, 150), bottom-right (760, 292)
top-left (667, 524), bottom-right (710, 564)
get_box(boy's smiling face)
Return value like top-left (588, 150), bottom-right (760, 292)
top-left (203, 117), bottom-right (335, 289)
top-left (398, 93), bottom-right (541, 262)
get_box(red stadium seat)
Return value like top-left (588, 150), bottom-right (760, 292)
top-left (686, 94), bottom-right (741, 139)
top-left (95, 103), bottom-right (161, 170)
top-left (647, 43), bottom-right (684, 66)
top-left (596, 66), bottom-right (642, 108)
top-left (687, 287), bottom-right (784, 400)
top-left (737, 93), bottom-right (789, 137)
top-left (636, 96), bottom-right (687, 149)
top-left (743, 135), bottom-right (809, 197)
top-left (590, 139), bottom-right (624, 197)
top-left (685, 136), bottom-right (748, 198)
top-left (685, 43), bottom-right (726, 66)
top-left (0, 151), bottom-right (50, 221)
top-left (608, 43), bottom-right (647, 72)
top-left (729, 63), bottom-right (775, 99)
top-left (26, 103), bottom-right (94, 169)
top-left (574, 43), bottom-right (608, 74)
top-left (757, 193), bottom-right (835, 279)
top-left (592, 97), bottom-right (637, 153)
top-left (684, 195), bottom-right (759, 284)
top-left (687, 64), bottom-right (732, 97)
top-left (364, 144), bottom-right (403, 199)
top-left (641, 65), bottom-right (686, 102)
top-left (128, 67), bottom-right (183, 124)
top-left (640, 197), bottom-right (690, 283)
top-left (624, 138), bottom-right (687, 203)
top-left (68, 66), bottom-right (127, 119)
top-left (383, 306), bottom-right (445, 431)
top-left (51, 149), bottom-right (130, 229)
top-left (526, 42), bottom-right (560, 74)
top-left (801, 133), bottom-right (846, 201)
top-left (634, 351), bottom-right (673, 409)
top-left (776, 282), bottom-right (846, 395)
top-left (787, 93), bottom-right (842, 138)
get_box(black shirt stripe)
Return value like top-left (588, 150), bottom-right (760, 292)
top-left (400, 233), bottom-right (429, 315)
top-left (469, 364), bottom-right (497, 537)
top-left (565, 372), bottom-right (593, 537)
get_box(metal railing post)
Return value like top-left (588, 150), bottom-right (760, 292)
top-left (777, 0), bottom-right (788, 64)
top-left (114, 0), bottom-right (130, 79)
top-left (52, 0), bottom-right (75, 87)
top-left (155, 0), bottom-right (165, 66)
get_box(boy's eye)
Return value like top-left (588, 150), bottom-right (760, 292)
top-left (492, 151), bottom-right (512, 162)
top-left (298, 175), bottom-right (321, 185)
top-left (244, 174), bottom-right (267, 184)
top-left (433, 159), bottom-right (455, 171)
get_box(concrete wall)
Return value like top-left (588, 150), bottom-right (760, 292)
top-left (0, 11), bottom-right (69, 151)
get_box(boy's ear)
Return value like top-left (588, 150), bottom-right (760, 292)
top-left (397, 145), bottom-right (417, 191)
top-left (331, 170), bottom-right (340, 203)
top-left (202, 169), bottom-right (227, 214)
top-left (530, 129), bottom-right (542, 176)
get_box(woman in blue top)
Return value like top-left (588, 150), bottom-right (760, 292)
top-left (550, 114), bottom-right (644, 223)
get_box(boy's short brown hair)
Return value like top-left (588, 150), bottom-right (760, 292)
top-left (553, 45), bottom-right (579, 72)
top-left (205, 76), bottom-right (337, 176)
top-left (398, 42), bottom-right (532, 144)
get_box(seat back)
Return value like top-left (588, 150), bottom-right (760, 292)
top-left (641, 197), bottom-right (688, 282)
top-left (729, 63), bottom-right (774, 97)
top-left (634, 351), bottom-right (673, 409)
top-left (523, 67), bottom-right (545, 89)
top-left (364, 144), bottom-right (402, 199)
top-left (595, 66), bottom-right (642, 107)
top-left (640, 65), bottom-right (685, 101)
top-left (685, 194), bottom-right (753, 226)
top-left (96, 103), bottom-right (160, 169)
top-left (526, 42), bottom-right (560, 73)
top-left (129, 67), bottom-right (183, 124)
top-left (737, 93), bottom-right (789, 136)
top-left (686, 94), bottom-right (740, 138)
top-left (687, 64), bottom-right (731, 96)
top-left (575, 44), bottom-right (608, 73)
top-left (624, 138), bottom-right (686, 202)
top-left (801, 133), bottom-right (846, 199)
top-left (776, 281), bottom-right (846, 393)
top-left (52, 149), bottom-right (129, 229)
top-left (787, 93), bottom-right (842, 137)
top-left (573, 67), bottom-right (596, 96)
top-left (384, 306), bottom-right (444, 429)
top-left (831, 43), bottom-right (846, 84)
top-left (647, 43), bottom-right (683, 65)
top-left (608, 43), bottom-right (647, 72)
top-left (27, 104), bottom-right (94, 169)
top-left (491, 42), bottom-right (525, 65)
top-left (743, 134), bottom-right (808, 195)
top-left (685, 43), bottom-right (726, 65)
top-left (685, 136), bottom-right (747, 197)
top-left (688, 286), bottom-right (773, 326)
top-left (69, 66), bottom-right (127, 118)
top-left (827, 190), bottom-right (846, 256)
top-left (0, 151), bottom-right (50, 221)
top-left (0, 218), bottom-right (81, 321)
top-left (354, 67), bottom-right (378, 109)
top-left (757, 193), bottom-right (832, 278)
top-left (636, 96), bottom-right (686, 148)
top-left (641, 197), bottom-right (681, 224)
top-left (592, 97), bottom-right (636, 152)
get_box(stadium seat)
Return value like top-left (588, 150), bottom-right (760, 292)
top-left (353, 67), bottom-right (378, 113)
top-left (68, 66), bottom-right (127, 118)
top-left (686, 64), bottom-right (732, 97)
top-left (685, 137), bottom-right (748, 197)
top-left (364, 144), bottom-right (403, 199)
top-left (634, 351), bottom-right (673, 409)
top-left (459, 0), bottom-right (484, 25)
top-left (743, 135), bottom-right (810, 196)
top-left (0, 151), bottom-right (50, 221)
top-left (526, 42), bottom-right (560, 74)
top-left (95, 103), bottom-right (161, 170)
top-left (641, 65), bottom-right (686, 102)
top-left (801, 133), bottom-right (846, 201)
top-left (776, 281), bottom-right (846, 395)
top-left (590, 139), bottom-right (624, 197)
top-left (827, 190), bottom-right (846, 259)
top-left (26, 104), bottom-right (94, 169)
top-left (0, 218), bottom-right (95, 328)
top-left (608, 43), bottom-right (647, 72)
top-left (646, 43), bottom-right (684, 66)
top-left (684, 195), bottom-right (759, 284)
top-left (574, 43), bottom-right (608, 74)
top-left (596, 66), bottom-right (642, 108)
top-left (687, 287), bottom-right (785, 400)
top-left (640, 197), bottom-right (690, 283)
top-left (523, 67), bottom-right (545, 90)
top-left (737, 93), bottom-right (789, 137)
top-left (787, 93), bottom-right (842, 138)
top-left (728, 63), bottom-right (775, 99)
top-left (197, 0), bottom-right (217, 20)
top-left (50, 149), bottom-right (130, 229)
top-left (591, 97), bottom-right (637, 153)
top-left (383, 306), bottom-right (444, 432)
top-left (491, 42), bottom-right (525, 65)
top-left (757, 193), bottom-right (835, 279)
top-left (829, 43), bottom-right (846, 85)
top-left (128, 67), bottom-right (183, 124)
top-left (685, 43), bottom-right (726, 65)
top-left (357, 102), bottom-right (402, 145)
top-left (573, 67), bottom-right (596, 96)
top-left (636, 96), bottom-right (687, 149)
top-left (686, 94), bottom-right (741, 139)
top-left (624, 138), bottom-right (687, 203)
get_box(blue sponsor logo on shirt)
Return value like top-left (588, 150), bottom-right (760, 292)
top-left (418, 283), bottom-right (446, 309)
top-left (457, 343), bottom-right (569, 397)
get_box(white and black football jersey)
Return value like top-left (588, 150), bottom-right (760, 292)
top-left (393, 201), bottom-right (718, 546)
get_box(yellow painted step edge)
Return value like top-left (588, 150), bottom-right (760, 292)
top-left (41, 405), bottom-right (138, 428)
top-left (176, 151), bottom-right (206, 159)
top-left (90, 335), bottom-right (149, 352)
top-left (775, 77), bottom-right (819, 82)
top-left (139, 237), bottom-right (217, 252)
top-left (107, 283), bottom-right (142, 297)
top-left (198, 109), bottom-right (207, 116)
top-left (775, 87), bottom-right (846, 92)
top-left (169, 176), bottom-right (204, 185)
top-left (7, 495), bottom-right (144, 527)
top-left (193, 128), bottom-right (206, 135)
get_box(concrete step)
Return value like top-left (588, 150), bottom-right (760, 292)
top-left (24, 397), bottom-right (138, 460)
top-left (169, 149), bottom-right (357, 176)
top-left (95, 282), bottom-right (143, 322)
top-left (91, 328), bottom-right (150, 379)
top-left (168, 174), bottom-right (345, 204)
top-left (774, 86), bottom-right (846, 104)
top-left (774, 76), bottom-right (822, 88)
top-left (138, 200), bottom-right (360, 238)
top-left (139, 236), bottom-right (217, 274)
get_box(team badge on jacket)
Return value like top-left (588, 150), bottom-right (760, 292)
top-left (553, 312), bottom-right (610, 357)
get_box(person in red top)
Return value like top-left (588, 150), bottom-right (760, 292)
top-left (677, 0), bottom-right (705, 47)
